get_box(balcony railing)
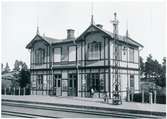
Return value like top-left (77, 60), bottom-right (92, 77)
top-left (30, 59), bottom-right (139, 69)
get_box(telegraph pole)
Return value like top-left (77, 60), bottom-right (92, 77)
top-left (112, 12), bottom-right (122, 105)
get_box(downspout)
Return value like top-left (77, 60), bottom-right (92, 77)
top-left (139, 47), bottom-right (143, 93)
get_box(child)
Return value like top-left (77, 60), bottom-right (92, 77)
top-left (91, 88), bottom-right (94, 98)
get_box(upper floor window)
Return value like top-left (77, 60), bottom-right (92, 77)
top-left (69, 46), bottom-right (76, 61)
top-left (88, 41), bottom-right (101, 60)
top-left (35, 48), bottom-right (45, 64)
top-left (115, 45), bottom-right (122, 60)
top-left (129, 48), bottom-right (134, 62)
top-left (54, 48), bottom-right (61, 62)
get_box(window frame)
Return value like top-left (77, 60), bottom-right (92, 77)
top-left (129, 47), bottom-right (134, 62)
top-left (35, 48), bottom-right (45, 64)
top-left (88, 41), bottom-right (101, 60)
top-left (53, 47), bottom-right (62, 63)
top-left (68, 45), bottom-right (76, 62)
top-left (130, 75), bottom-right (135, 89)
top-left (36, 75), bottom-right (43, 90)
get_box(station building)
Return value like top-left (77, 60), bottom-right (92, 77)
top-left (26, 13), bottom-right (143, 99)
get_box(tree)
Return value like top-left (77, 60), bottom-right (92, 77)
top-left (18, 62), bottom-right (30, 88)
top-left (156, 57), bottom-right (166, 87)
top-left (139, 56), bottom-right (144, 76)
top-left (19, 68), bottom-right (30, 88)
top-left (4, 63), bottom-right (10, 73)
top-left (13, 60), bottom-right (21, 71)
top-left (144, 54), bottom-right (154, 81)
top-left (21, 62), bottom-right (28, 70)
top-left (1, 63), bottom-right (4, 74)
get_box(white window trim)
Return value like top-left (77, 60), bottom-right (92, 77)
top-left (54, 48), bottom-right (61, 62)
top-left (69, 46), bottom-right (76, 61)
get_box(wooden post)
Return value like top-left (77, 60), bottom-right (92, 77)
top-left (154, 90), bottom-right (156, 104)
top-left (23, 88), bottom-right (25, 95)
top-left (14, 87), bottom-right (15, 95)
top-left (127, 88), bottom-right (130, 102)
top-left (4, 88), bottom-right (6, 95)
top-left (149, 92), bottom-right (152, 104)
top-left (9, 87), bottom-right (10, 95)
top-left (19, 87), bottom-right (20, 95)
top-left (131, 90), bottom-right (134, 102)
top-left (142, 90), bottom-right (144, 103)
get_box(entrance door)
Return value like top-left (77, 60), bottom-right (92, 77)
top-left (53, 74), bottom-right (61, 96)
top-left (87, 73), bottom-right (100, 97)
top-left (68, 74), bottom-right (77, 96)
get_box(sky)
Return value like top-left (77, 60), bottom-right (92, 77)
top-left (1, 1), bottom-right (166, 69)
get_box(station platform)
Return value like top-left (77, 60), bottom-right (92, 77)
top-left (2, 95), bottom-right (166, 116)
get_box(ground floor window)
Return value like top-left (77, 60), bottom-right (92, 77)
top-left (37, 75), bottom-right (43, 90)
top-left (130, 75), bottom-right (134, 90)
top-left (100, 74), bottom-right (104, 91)
top-left (54, 74), bottom-right (61, 87)
top-left (87, 73), bottom-right (100, 92)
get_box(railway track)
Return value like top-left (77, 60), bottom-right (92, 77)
top-left (2, 100), bottom-right (165, 118)
top-left (2, 110), bottom-right (59, 118)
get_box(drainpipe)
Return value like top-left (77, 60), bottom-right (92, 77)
top-left (50, 43), bottom-right (54, 95)
top-left (74, 40), bottom-right (79, 96)
top-left (139, 47), bottom-right (143, 93)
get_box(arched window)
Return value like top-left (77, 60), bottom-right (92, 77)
top-left (35, 48), bottom-right (45, 64)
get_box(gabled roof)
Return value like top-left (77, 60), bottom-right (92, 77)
top-left (76, 24), bottom-right (143, 48)
top-left (26, 24), bottom-right (143, 49)
top-left (26, 34), bottom-right (62, 49)
top-left (26, 34), bottom-right (76, 49)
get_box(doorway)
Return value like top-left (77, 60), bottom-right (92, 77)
top-left (68, 74), bottom-right (77, 96)
top-left (87, 73), bottom-right (100, 96)
top-left (53, 74), bottom-right (62, 96)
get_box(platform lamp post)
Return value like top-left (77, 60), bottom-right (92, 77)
top-left (123, 28), bottom-right (130, 102)
top-left (111, 12), bottom-right (122, 105)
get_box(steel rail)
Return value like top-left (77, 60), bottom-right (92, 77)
top-left (2, 101), bottom-right (160, 118)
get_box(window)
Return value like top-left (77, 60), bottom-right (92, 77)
top-left (54, 74), bottom-right (61, 87)
top-left (115, 45), bottom-right (122, 60)
top-left (69, 80), bottom-right (73, 87)
top-left (88, 42), bottom-right (101, 60)
top-left (58, 80), bottom-right (61, 87)
top-left (130, 75), bottom-right (134, 89)
top-left (69, 46), bottom-right (76, 61)
top-left (68, 74), bottom-right (77, 88)
top-left (100, 74), bottom-right (104, 91)
top-left (35, 49), bottom-right (45, 64)
top-left (37, 75), bottom-right (43, 90)
top-left (54, 48), bottom-right (61, 62)
top-left (129, 48), bottom-right (134, 62)
top-left (87, 73), bottom-right (100, 92)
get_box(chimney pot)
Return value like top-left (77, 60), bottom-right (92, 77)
top-left (96, 24), bottom-right (103, 29)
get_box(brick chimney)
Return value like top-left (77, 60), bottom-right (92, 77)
top-left (67, 29), bottom-right (75, 39)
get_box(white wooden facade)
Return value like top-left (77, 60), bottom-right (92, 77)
top-left (26, 24), bottom-right (143, 100)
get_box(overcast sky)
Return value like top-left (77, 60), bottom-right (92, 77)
top-left (2, 1), bottom-right (166, 69)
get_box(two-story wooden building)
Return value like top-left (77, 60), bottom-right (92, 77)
top-left (26, 13), bottom-right (143, 100)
